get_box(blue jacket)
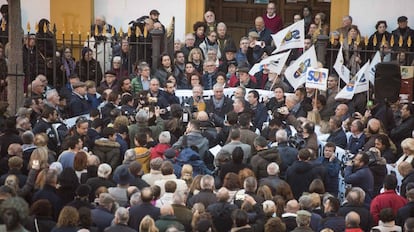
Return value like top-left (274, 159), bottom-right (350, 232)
top-left (251, 103), bottom-right (268, 132)
top-left (344, 165), bottom-right (374, 205)
top-left (327, 128), bottom-right (347, 149)
top-left (316, 156), bottom-right (340, 196)
top-left (68, 92), bottom-right (92, 117)
top-left (347, 134), bottom-right (366, 155)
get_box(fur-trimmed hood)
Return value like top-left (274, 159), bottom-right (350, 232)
top-left (94, 138), bottom-right (120, 148)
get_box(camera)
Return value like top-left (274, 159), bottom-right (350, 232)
top-left (255, 41), bottom-right (263, 46)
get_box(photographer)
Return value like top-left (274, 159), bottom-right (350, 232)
top-left (344, 151), bottom-right (374, 206)
top-left (128, 106), bottom-right (164, 148)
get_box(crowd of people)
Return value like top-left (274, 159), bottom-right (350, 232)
top-left (1, 2), bottom-right (414, 232)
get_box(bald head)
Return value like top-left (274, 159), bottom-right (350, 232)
top-left (285, 199), bottom-right (300, 213)
top-left (160, 204), bottom-right (174, 216)
top-left (255, 16), bottom-right (265, 31)
top-left (141, 187), bottom-right (153, 203)
top-left (367, 118), bottom-right (381, 133)
top-left (345, 211), bottom-right (360, 228)
top-left (7, 144), bottom-right (23, 158)
top-left (335, 104), bottom-right (348, 117)
top-left (196, 111), bottom-right (209, 121)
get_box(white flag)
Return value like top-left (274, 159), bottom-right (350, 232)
top-left (335, 80), bottom-right (356, 100)
top-left (354, 61), bottom-right (370, 94)
top-left (368, 51), bottom-right (381, 85)
top-left (305, 67), bottom-right (329, 91)
top-left (284, 45), bottom-right (318, 90)
top-left (248, 50), bottom-right (291, 76)
top-left (333, 45), bottom-right (350, 84)
top-left (272, 20), bottom-right (305, 54)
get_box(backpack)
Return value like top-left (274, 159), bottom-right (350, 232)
top-left (176, 135), bottom-right (212, 176)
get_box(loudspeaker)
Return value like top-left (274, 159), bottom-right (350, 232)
top-left (375, 62), bottom-right (401, 103)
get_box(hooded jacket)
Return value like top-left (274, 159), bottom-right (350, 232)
top-left (250, 147), bottom-right (282, 179)
top-left (93, 138), bottom-right (121, 169)
top-left (286, 160), bottom-right (317, 199)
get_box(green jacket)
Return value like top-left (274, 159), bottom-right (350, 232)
top-left (128, 116), bottom-right (164, 148)
top-left (130, 74), bottom-right (143, 95)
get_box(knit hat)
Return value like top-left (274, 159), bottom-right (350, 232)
top-left (113, 165), bottom-right (135, 185)
top-left (164, 148), bottom-right (177, 159)
top-left (81, 47), bottom-right (92, 57)
top-left (76, 184), bottom-right (91, 197)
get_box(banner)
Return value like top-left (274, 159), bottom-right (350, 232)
top-left (333, 45), bottom-right (350, 84)
top-left (284, 45), bottom-right (318, 90)
top-left (305, 67), bottom-right (329, 91)
top-left (354, 61), bottom-right (370, 94)
top-left (368, 51), bottom-right (381, 85)
top-left (248, 50), bottom-right (291, 76)
top-left (175, 88), bottom-right (275, 104)
top-left (271, 19), bottom-right (305, 54)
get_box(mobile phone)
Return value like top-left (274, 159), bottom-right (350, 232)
top-left (255, 41), bottom-right (262, 46)
top-left (183, 112), bottom-right (189, 123)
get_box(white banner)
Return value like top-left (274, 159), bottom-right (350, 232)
top-left (368, 51), bottom-right (381, 85)
top-left (284, 45), bottom-right (318, 90)
top-left (175, 88), bottom-right (275, 104)
top-left (271, 19), bottom-right (305, 54)
top-left (334, 45), bottom-right (350, 84)
top-left (354, 61), bottom-right (370, 94)
top-left (248, 50), bottom-right (291, 76)
top-left (305, 67), bottom-right (329, 91)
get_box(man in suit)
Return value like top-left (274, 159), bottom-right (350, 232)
top-left (104, 207), bottom-right (135, 232)
top-left (128, 187), bottom-right (160, 229)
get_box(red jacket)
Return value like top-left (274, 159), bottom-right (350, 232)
top-left (370, 190), bottom-right (408, 224)
top-left (150, 143), bottom-right (171, 160)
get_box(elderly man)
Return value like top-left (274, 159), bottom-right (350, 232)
top-left (216, 22), bottom-right (235, 56)
top-left (104, 207), bottom-right (135, 232)
top-left (68, 81), bottom-right (92, 117)
top-left (235, 65), bottom-right (256, 88)
top-left (187, 175), bottom-right (217, 208)
top-left (181, 33), bottom-right (195, 62)
top-left (205, 83), bottom-right (233, 127)
top-left (250, 16), bottom-right (272, 46)
top-left (263, 2), bottom-right (283, 34)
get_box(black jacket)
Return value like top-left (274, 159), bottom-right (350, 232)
top-left (251, 147), bottom-right (282, 180)
top-left (207, 202), bottom-right (238, 232)
top-left (286, 160), bottom-right (317, 199)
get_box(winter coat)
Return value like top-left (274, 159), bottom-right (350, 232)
top-left (150, 143), bottom-right (171, 160)
top-left (251, 147), bottom-right (282, 179)
top-left (344, 165), bottom-right (374, 206)
top-left (93, 138), bottom-right (121, 170)
top-left (286, 160), bottom-right (317, 199)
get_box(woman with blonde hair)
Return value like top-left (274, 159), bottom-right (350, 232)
top-left (181, 164), bottom-right (193, 187)
top-left (29, 146), bottom-right (50, 171)
top-left (139, 215), bottom-right (159, 232)
top-left (396, 138), bottom-right (414, 168)
top-left (34, 132), bottom-right (58, 162)
top-left (52, 206), bottom-right (79, 232)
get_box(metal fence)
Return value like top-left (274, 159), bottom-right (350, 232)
top-left (0, 17), bottom-right (175, 102)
